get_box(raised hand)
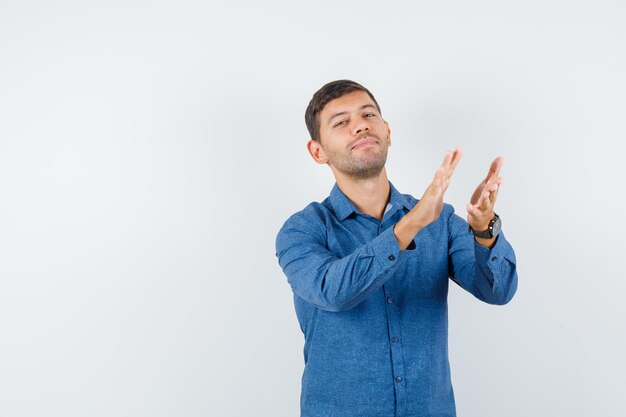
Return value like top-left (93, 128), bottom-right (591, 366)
top-left (418, 148), bottom-right (462, 227)
top-left (393, 148), bottom-right (461, 249)
top-left (467, 157), bottom-right (504, 232)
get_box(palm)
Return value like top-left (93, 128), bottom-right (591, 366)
top-left (416, 149), bottom-right (461, 226)
top-left (467, 157), bottom-right (504, 229)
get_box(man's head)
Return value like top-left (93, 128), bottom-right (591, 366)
top-left (305, 80), bottom-right (391, 181)
top-left (305, 80), bottom-right (382, 143)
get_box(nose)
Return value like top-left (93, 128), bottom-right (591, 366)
top-left (353, 120), bottom-right (370, 136)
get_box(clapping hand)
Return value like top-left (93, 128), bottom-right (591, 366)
top-left (393, 148), bottom-right (462, 249)
top-left (467, 157), bottom-right (504, 234)
top-left (414, 147), bottom-right (462, 228)
top-left (394, 149), bottom-right (505, 250)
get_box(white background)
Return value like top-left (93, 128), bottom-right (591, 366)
top-left (1, 1), bottom-right (625, 416)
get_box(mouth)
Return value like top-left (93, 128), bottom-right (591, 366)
top-left (351, 137), bottom-right (378, 150)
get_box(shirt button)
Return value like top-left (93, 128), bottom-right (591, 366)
top-left (388, 255), bottom-right (395, 261)
top-left (391, 336), bottom-right (399, 343)
top-left (387, 297), bottom-right (393, 304)
top-left (491, 256), bottom-right (498, 261)
top-left (395, 376), bottom-right (403, 383)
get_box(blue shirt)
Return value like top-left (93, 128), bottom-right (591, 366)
top-left (275, 182), bottom-right (518, 417)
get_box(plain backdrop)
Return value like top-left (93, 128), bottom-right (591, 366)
top-left (1, 1), bottom-right (625, 416)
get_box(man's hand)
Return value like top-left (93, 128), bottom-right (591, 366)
top-left (416, 148), bottom-right (462, 227)
top-left (393, 148), bottom-right (462, 249)
top-left (467, 157), bottom-right (504, 247)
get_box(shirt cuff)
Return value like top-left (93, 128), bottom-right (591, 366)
top-left (371, 225), bottom-right (402, 271)
top-left (474, 231), bottom-right (516, 275)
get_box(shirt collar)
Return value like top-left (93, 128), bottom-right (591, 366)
top-left (329, 181), bottom-right (413, 221)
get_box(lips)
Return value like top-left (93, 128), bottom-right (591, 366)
top-left (351, 137), bottom-right (378, 150)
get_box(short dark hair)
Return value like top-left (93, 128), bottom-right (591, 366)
top-left (305, 80), bottom-right (382, 142)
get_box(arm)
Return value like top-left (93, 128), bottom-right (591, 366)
top-left (449, 156), bottom-right (518, 304)
top-left (276, 149), bottom-right (463, 312)
top-left (275, 212), bottom-right (402, 312)
top-left (448, 208), bottom-right (518, 305)
top-left (394, 148), bottom-right (462, 249)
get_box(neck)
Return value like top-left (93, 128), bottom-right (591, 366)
top-left (334, 168), bottom-right (391, 221)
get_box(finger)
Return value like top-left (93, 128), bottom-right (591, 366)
top-left (440, 150), bottom-right (453, 173)
top-left (477, 187), bottom-right (494, 210)
top-left (434, 149), bottom-right (453, 185)
top-left (489, 189), bottom-right (498, 205)
top-left (483, 176), bottom-right (502, 196)
top-left (475, 175), bottom-right (502, 207)
top-left (484, 186), bottom-right (497, 206)
top-left (442, 148), bottom-right (462, 191)
top-left (484, 156), bottom-right (504, 183)
top-left (440, 150), bottom-right (452, 165)
top-left (446, 147), bottom-right (463, 180)
top-left (469, 183), bottom-right (483, 205)
top-left (468, 176), bottom-right (502, 215)
top-left (432, 165), bottom-right (444, 182)
top-left (487, 178), bottom-right (502, 204)
top-left (485, 177), bottom-right (503, 191)
top-left (430, 166), bottom-right (445, 191)
top-left (477, 192), bottom-right (490, 211)
top-left (466, 202), bottom-right (486, 217)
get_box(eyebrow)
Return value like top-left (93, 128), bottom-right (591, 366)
top-left (328, 104), bottom-right (377, 125)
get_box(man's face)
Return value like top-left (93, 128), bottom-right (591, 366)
top-left (312, 90), bottom-right (391, 180)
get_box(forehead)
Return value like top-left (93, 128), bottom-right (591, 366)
top-left (319, 90), bottom-right (376, 120)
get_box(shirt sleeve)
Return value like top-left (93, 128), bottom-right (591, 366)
top-left (275, 211), bottom-right (403, 312)
top-left (446, 206), bottom-right (518, 305)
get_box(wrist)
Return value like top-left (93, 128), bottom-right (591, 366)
top-left (468, 212), bottom-right (501, 240)
top-left (474, 235), bottom-right (497, 249)
top-left (468, 211), bottom-right (494, 231)
top-left (406, 212), bottom-right (427, 231)
top-left (394, 212), bottom-right (424, 250)
top-left (468, 219), bottom-right (490, 231)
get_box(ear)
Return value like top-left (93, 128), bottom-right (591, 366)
top-left (307, 139), bottom-right (329, 164)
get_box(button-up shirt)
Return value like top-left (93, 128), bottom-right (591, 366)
top-left (275, 182), bottom-right (518, 417)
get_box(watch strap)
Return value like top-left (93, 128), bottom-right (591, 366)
top-left (468, 213), bottom-right (500, 239)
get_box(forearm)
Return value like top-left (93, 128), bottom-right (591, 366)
top-left (448, 210), bottom-right (518, 305)
top-left (471, 235), bottom-right (518, 304)
top-left (393, 210), bottom-right (424, 250)
top-left (277, 222), bottom-right (402, 312)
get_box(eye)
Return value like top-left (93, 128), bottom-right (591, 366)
top-left (364, 113), bottom-right (376, 118)
top-left (333, 119), bottom-right (348, 128)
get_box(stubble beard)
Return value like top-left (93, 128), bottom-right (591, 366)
top-left (328, 136), bottom-right (389, 181)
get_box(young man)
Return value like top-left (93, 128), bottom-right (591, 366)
top-left (275, 80), bottom-right (518, 417)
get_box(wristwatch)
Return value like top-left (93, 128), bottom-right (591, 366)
top-left (469, 213), bottom-right (501, 239)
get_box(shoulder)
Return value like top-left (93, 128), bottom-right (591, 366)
top-left (275, 199), bottom-right (334, 246)
top-left (441, 202), bottom-right (465, 226)
top-left (442, 202), bottom-right (456, 217)
top-left (400, 192), bottom-right (419, 209)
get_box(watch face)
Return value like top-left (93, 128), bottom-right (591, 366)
top-left (491, 217), bottom-right (502, 236)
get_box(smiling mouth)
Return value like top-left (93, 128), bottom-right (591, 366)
top-left (351, 138), bottom-right (378, 150)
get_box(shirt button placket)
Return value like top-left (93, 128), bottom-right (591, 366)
top-left (382, 286), bottom-right (408, 414)
top-left (380, 220), bottom-right (408, 414)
